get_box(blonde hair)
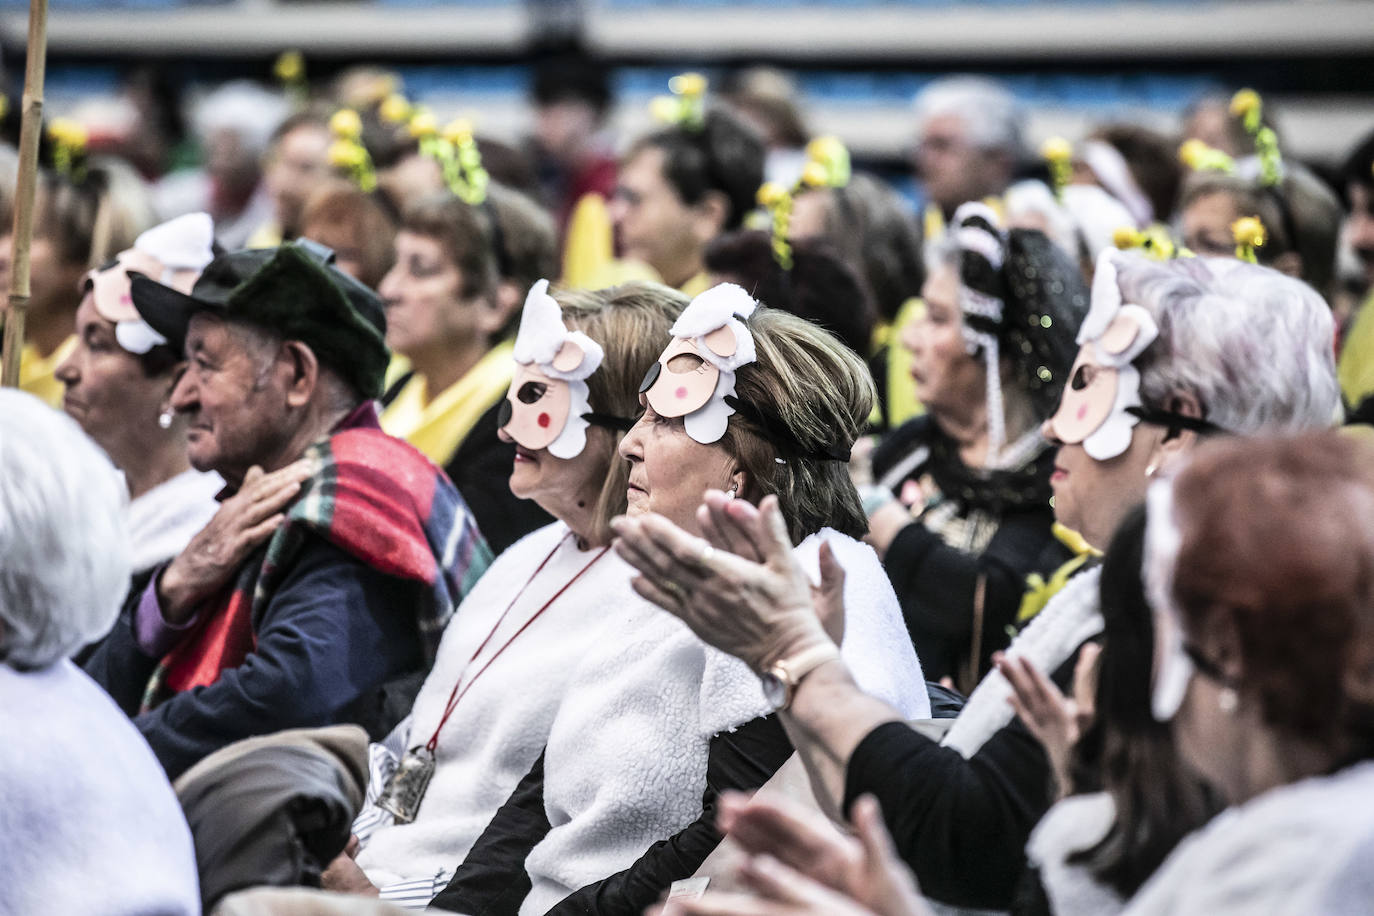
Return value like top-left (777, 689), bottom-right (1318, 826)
top-left (556, 281), bottom-right (687, 545)
top-left (725, 308), bottom-right (875, 541)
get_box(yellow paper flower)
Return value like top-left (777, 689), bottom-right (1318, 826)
top-left (1113, 226), bottom-right (1144, 250)
top-left (328, 139), bottom-right (366, 169)
top-left (803, 135), bottom-right (851, 188)
top-left (47, 118), bottom-right (88, 151)
top-left (1232, 215), bottom-right (1266, 249)
top-left (1040, 136), bottom-right (1073, 165)
top-left (442, 118), bottom-right (474, 146)
top-left (274, 50), bottom-right (304, 84)
top-left (380, 93), bottom-right (411, 125)
top-left (669, 72), bottom-right (707, 98)
top-left (801, 161), bottom-right (830, 188)
top-left (1178, 138), bottom-right (1209, 169)
top-left (408, 111), bottom-right (437, 139)
top-left (757, 182), bottom-right (787, 209)
top-left (330, 109), bottom-right (363, 141)
top-left (1229, 88), bottom-right (1261, 119)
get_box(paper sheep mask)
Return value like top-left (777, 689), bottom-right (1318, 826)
top-left (1047, 252), bottom-right (1159, 461)
top-left (86, 212), bottom-right (216, 355)
top-left (639, 283), bottom-right (758, 444)
top-left (499, 279), bottom-right (606, 459)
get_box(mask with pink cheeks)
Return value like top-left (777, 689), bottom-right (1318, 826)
top-left (1048, 251), bottom-right (1160, 460)
top-left (639, 283), bottom-right (757, 444)
top-left (500, 279), bottom-right (606, 460)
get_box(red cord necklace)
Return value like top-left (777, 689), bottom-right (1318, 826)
top-left (376, 531), bottom-right (610, 823)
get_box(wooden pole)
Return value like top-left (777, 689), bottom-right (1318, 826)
top-left (0, 0), bottom-right (50, 389)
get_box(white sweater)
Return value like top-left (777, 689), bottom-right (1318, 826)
top-left (1123, 760), bottom-right (1374, 916)
top-left (519, 528), bottom-right (930, 915)
top-left (357, 522), bottom-right (641, 887)
top-left (126, 467), bottom-right (222, 575)
top-left (0, 660), bottom-right (200, 915)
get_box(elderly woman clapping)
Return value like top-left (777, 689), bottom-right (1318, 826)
top-left (0, 390), bottom-right (199, 915)
top-left (615, 252), bottom-right (1342, 911)
top-left (431, 284), bottom-right (929, 916)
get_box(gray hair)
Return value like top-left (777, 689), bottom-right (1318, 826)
top-left (912, 75), bottom-right (1024, 156)
top-left (1116, 254), bottom-right (1341, 434)
top-left (0, 390), bottom-right (131, 669)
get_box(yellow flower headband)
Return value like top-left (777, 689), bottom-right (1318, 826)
top-left (328, 108), bottom-right (377, 192)
top-left (1112, 224), bottom-right (1193, 261)
top-left (1230, 88), bottom-right (1282, 188)
top-left (1040, 137), bottom-right (1073, 201)
top-left (650, 72), bottom-right (708, 133)
top-left (405, 107), bottom-right (489, 206)
top-left (1178, 138), bottom-right (1237, 175)
top-left (274, 50), bottom-right (308, 107)
top-left (755, 135), bottom-right (851, 270)
top-left (47, 118), bottom-right (89, 183)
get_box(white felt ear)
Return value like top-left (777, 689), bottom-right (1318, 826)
top-left (552, 340), bottom-right (585, 373)
top-left (134, 212), bottom-right (216, 272)
top-left (512, 279), bottom-right (566, 366)
top-left (1079, 253), bottom-right (1122, 345)
top-left (115, 320), bottom-right (168, 355)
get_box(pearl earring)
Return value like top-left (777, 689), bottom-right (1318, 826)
top-left (726, 486), bottom-right (738, 499)
top-left (158, 408), bottom-right (175, 430)
top-left (1218, 687), bottom-right (1238, 714)
top-left (1145, 462), bottom-right (1159, 478)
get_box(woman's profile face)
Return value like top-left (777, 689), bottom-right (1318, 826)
top-left (504, 425), bottom-right (613, 530)
top-left (378, 231), bottom-right (482, 360)
top-left (54, 294), bottom-right (171, 463)
top-left (902, 264), bottom-right (985, 423)
top-left (1180, 190), bottom-right (1243, 258)
top-left (618, 400), bottom-right (739, 536)
top-left (1043, 347), bottom-right (1161, 548)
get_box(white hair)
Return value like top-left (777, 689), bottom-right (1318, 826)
top-left (0, 390), bottom-right (131, 670)
top-left (192, 80), bottom-right (289, 158)
top-left (912, 75), bottom-right (1024, 156)
top-left (1115, 254), bottom-right (1342, 434)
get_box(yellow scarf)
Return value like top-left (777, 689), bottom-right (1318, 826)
top-left (871, 297), bottom-right (927, 429)
top-left (5, 336), bottom-right (77, 407)
top-left (1016, 523), bottom-right (1103, 625)
top-left (1339, 290), bottom-right (1374, 410)
top-left (380, 340), bottom-right (515, 467)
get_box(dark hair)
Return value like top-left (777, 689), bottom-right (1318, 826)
top-left (802, 173), bottom-right (925, 324)
top-left (627, 109), bottom-right (765, 231)
top-left (704, 229), bottom-right (875, 357)
top-left (1089, 124), bottom-right (1183, 224)
top-left (1341, 127), bottom-right (1374, 193)
top-left (1070, 506), bottom-right (1219, 897)
top-left (400, 191), bottom-right (499, 306)
top-left (531, 53), bottom-right (612, 116)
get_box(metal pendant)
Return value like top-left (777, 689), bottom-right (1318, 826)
top-left (375, 745), bottom-right (436, 824)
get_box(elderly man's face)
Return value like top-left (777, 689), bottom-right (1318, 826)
top-left (170, 314), bottom-right (290, 484)
top-left (914, 114), bottom-right (1007, 215)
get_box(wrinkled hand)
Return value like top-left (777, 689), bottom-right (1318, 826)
top-left (158, 459), bottom-right (314, 622)
top-left (651, 792), bottom-right (929, 916)
top-left (320, 839), bottom-right (379, 897)
top-left (611, 493), bottom-right (834, 673)
top-left (996, 643), bottom-right (1100, 798)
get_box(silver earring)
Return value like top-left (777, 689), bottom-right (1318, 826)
top-left (726, 486), bottom-right (738, 499)
top-left (158, 408), bottom-right (175, 430)
top-left (1145, 462), bottom-right (1159, 478)
top-left (1218, 687), bottom-right (1238, 714)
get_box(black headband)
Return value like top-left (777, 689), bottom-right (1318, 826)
top-left (723, 395), bottom-right (852, 463)
top-left (1125, 405), bottom-right (1221, 438)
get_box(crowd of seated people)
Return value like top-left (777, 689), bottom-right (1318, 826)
top-left (3, 55), bottom-right (1374, 916)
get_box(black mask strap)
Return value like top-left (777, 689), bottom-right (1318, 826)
top-left (582, 412), bottom-right (636, 432)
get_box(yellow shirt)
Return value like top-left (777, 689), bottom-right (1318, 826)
top-left (679, 272), bottom-right (712, 299)
top-left (6, 336), bottom-right (77, 407)
top-left (380, 341), bottom-right (515, 467)
top-left (870, 297), bottom-right (926, 429)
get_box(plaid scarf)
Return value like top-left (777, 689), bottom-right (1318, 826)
top-left (141, 426), bottom-right (492, 712)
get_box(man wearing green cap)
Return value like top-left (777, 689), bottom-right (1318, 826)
top-left (85, 240), bottom-right (493, 779)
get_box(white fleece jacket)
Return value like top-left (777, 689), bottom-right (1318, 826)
top-left (357, 522), bottom-right (639, 887)
top-left (519, 528), bottom-right (930, 915)
top-left (0, 660), bottom-right (199, 916)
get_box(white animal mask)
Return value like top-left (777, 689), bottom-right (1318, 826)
top-left (86, 212), bottom-right (216, 355)
top-left (639, 283), bottom-right (757, 444)
top-left (500, 279), bottom-right (606, 460)
top-left (1048, 251), bottom-right (1159, 460)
